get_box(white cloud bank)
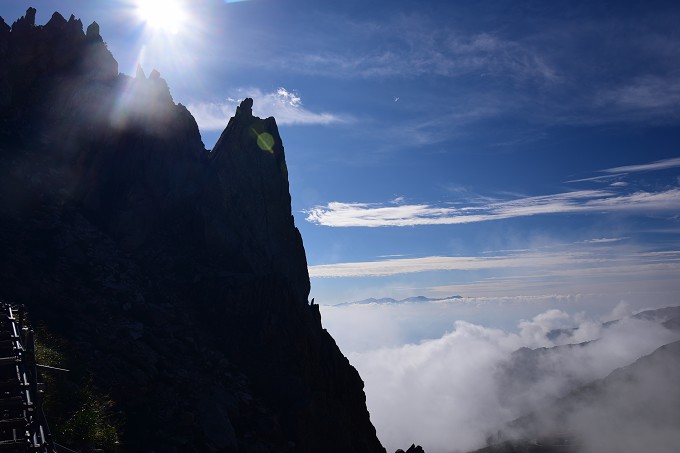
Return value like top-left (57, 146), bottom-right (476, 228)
top-left (187, 87), bottom-right (348, 130)
top-left (342, 309), bottom-right (680, 452)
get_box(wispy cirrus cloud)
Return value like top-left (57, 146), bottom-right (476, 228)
top-left (305, 188), bottom-right (680, 228)
top-left (187, 87), bottom-right (349, 130)
top-left (309, 251), bottom-right (590, 278)
top-left (602, 157), bottom-right (680, 174)
top-left (290, 29), bottom-right (556, 82)
top-left (583, 237), bottom-right (628, 244)
top-left (565, 174), bottom-right (626, 184)
top-left (595, 76), bottom-right (680, 119)
top-left (308, 247), bottom-right (680, 278)
top-left (226, 4), bottom-right (680, 136)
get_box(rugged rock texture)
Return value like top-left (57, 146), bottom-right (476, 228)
top-left (0, 9), bottom-right (385, 453)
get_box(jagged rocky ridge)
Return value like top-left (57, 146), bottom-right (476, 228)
top-left (0, 8), bottom-right (385, 452)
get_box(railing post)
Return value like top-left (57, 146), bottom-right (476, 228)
top-left (18, 305), bottom-right (24, 342)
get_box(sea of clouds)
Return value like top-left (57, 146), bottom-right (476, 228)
top-left (321, 297), bottom-right (680, 452)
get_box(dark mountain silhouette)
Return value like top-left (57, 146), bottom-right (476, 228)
top-left (0, 8), bottom-right (385, 452)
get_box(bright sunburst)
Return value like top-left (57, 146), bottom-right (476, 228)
top-left (135, 0), bottom-right (187, 35)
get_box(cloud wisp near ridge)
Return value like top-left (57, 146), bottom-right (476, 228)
top-left (188, 87), bottom-right (348, 130)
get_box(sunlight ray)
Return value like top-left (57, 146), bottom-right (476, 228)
top-left (135, 0), bottom-right (187, 34)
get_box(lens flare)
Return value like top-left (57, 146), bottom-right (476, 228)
top-left (256, 132), bottom-right (275, 154)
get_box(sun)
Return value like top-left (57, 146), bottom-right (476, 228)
top-left (135, 0), bottom-right (187, 35)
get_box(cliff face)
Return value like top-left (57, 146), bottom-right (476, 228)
top-left (0, 9), bottom-right (385, 453)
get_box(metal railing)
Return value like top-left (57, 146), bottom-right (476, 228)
top-left (0, 302), bottom-right (55, 452)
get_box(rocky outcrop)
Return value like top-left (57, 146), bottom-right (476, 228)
top-left (396, 445), bottom-right (426, 453)
top-left (0, 8), bottom-right (385, 453)
top-left (209, 97), bottom-right (310, 302)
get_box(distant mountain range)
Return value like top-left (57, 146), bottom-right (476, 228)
top-left (336, 295), bottom-right (462, 306)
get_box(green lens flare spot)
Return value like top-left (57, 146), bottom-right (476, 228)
top-left (256, 132), bottom-right (275, 153)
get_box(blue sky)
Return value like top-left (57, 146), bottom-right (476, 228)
top-left (4, 0), bottom-right (680, 309)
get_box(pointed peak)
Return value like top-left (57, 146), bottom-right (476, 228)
top-left (86, 21), bottom-right (102, 42)
top-left (136, 64), bottom-right (146, 79)
top-left (12, 7), bottom-right (37, 31)
top-left (237, 98), bottom-right (253, 117)
top-left (48, 12), bottom-right (67, 25)
top-left (67, 14), bottom-right (83, 32)
top-left (25, 8), bottom-right (37, 27)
